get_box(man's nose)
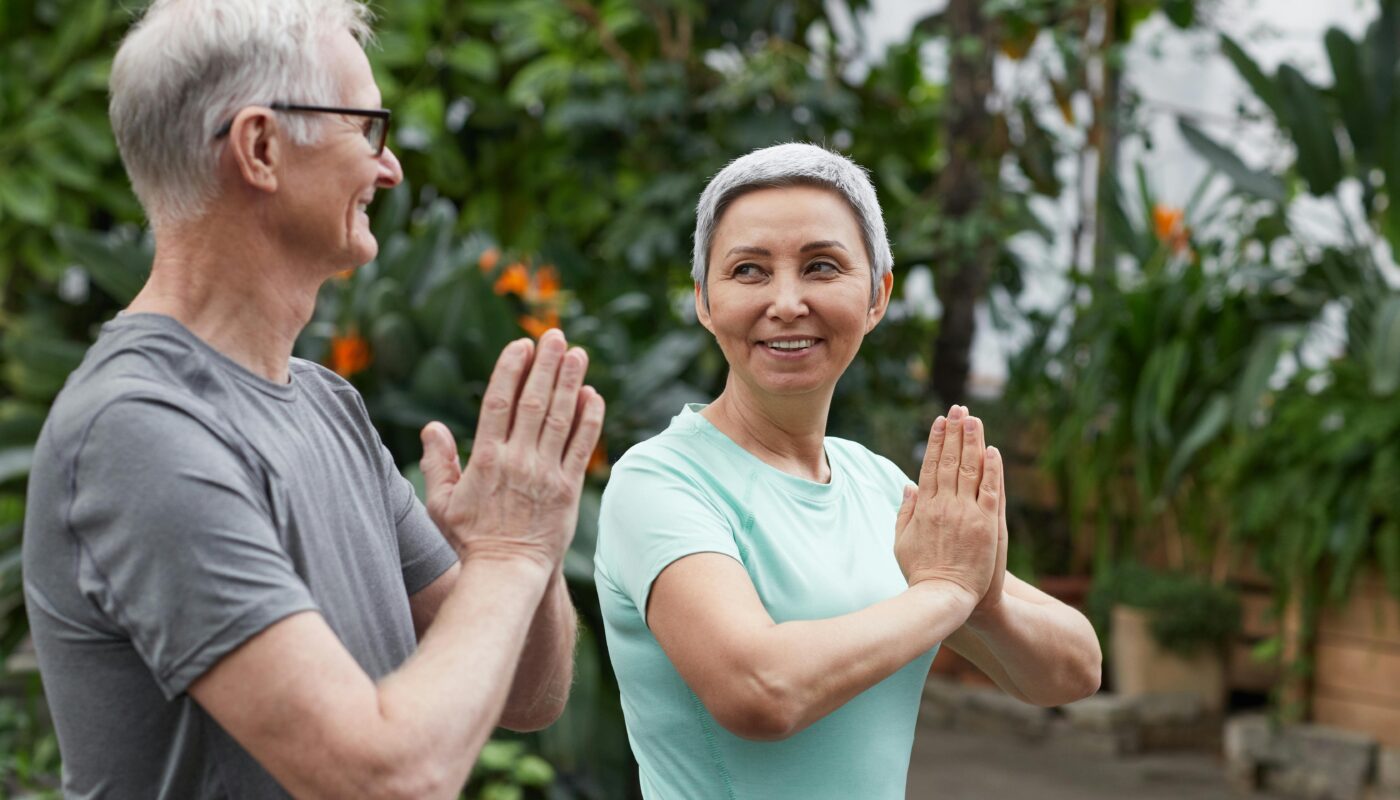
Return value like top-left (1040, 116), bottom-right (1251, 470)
top-left (377, 145), bottom-right (404, 188)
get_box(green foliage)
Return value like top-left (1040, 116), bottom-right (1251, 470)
top-left (466, 739), bottom-right (555, 800)
top-left (0, 684), bottom-right (61, 798)
top-left (1088, 562), bottom-right (1241, 657)
top-left (1008, 165), bottom-right (1320, 574)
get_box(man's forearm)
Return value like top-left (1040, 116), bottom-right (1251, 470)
top-left (955, 592), bottom-right (1101, 706)
top-left (499, 572), bottom-right (577, 730)
top-left (375, 555), bottom-right (554, 792)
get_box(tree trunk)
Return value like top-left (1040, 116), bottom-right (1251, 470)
top-left (930, 0), bottom-right (998, 406)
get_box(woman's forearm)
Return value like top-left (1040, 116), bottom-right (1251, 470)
top-left (723, 579), bottom-right (976, 739)
top-left (951, 588), bottom-right (1101, 706)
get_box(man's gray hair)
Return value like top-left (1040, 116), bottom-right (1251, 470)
top-left (109, 0), bottom-right (374, 227)
top-left (691, 142), bottom-right (894, 302)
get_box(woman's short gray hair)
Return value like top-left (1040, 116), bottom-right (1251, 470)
top-left (109, 0), bottom-right (374, 227)
top-left (691, 142), bottom-right (894, 302)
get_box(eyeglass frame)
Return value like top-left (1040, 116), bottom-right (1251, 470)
top-left (213, 103), bottom-right (391, 156)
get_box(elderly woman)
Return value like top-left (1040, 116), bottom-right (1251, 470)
top-left (594, 143), bottom-right (1100, 799)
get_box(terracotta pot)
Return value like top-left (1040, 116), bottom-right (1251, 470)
top-left (1110, 604), bottom-right (1226, 712)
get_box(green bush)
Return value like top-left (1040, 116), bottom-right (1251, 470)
top-left (1089, 562), bottom-right (1241, 658)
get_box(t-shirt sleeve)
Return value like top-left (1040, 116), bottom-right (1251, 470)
top-left (595, 450), bottom-right (742, 626)
top-left (67, 399), bottom-right (318, 699)
top-left (379, 442), bottom-right (457, 595)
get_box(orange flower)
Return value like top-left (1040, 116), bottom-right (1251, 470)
top-left (534, 265), bottom-right (560, 299)
top-left (587, 439), bottom-right (609, 477)
top-left (517, 310), bottom-right (561, 339)
top-left (478, 246), bottom-right (501, 273)
top-left (1152, 204), bottom-right (1191, 255)
top-left (493, 263), bottom-right (530, 296)
top-left (328, 332), bottom-right (372, 378)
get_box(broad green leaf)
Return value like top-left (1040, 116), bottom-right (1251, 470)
top-left (1162, 392), bottom-right (1229, 496)
top-left (1233, 329), bottom-right (1287, 430)
top-left (1178, 118), bottom-right (1286, 203)
top-left (1220, 34), bottom-right (1285, 120)
top-left (53, 225), bottom-right (151, 304)
top-left (1325, 28), bottom-right (1373, 160)
top-left (1369, 295), bottom-right (1400, 395)
top-left (0, 448), bottom-right (33, 486)
top-left (0, 168), bottom-right (57, 224)
top-left (1277, 65), bottom-right (1343, 196)
top-left (446, 38), bottom-right (498, 82)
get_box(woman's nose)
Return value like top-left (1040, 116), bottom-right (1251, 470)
top-left (766, 273), bottom-right (809, 321)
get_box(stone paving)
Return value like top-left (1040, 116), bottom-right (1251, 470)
top-left (906, 723), bottom-right (1285, 800)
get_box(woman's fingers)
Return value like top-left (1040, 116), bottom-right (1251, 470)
top-left (936, 405), bottom-right (965, 497)
top-left (977, 444), bottom-right (1002, 517)
top-left (958, 415), bottom-right (985, 497)
top-left (896, 485), bottom-right (917, 533)
top-left (917, 416), bottom-right (947, 499)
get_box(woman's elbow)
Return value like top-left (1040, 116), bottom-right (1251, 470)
top-left (707, 672), bottom-right (804, 741)
top-left (499, 695), bottom-right (568, 733)
top-left (1030, 641), bottom-right (1102, 707)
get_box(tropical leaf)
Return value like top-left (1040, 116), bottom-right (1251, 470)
top-left (1276, 65), bottom-right (1343, 196)
top-left (1325, 27), bottom-right (1373, 161)
top-left (1220, 34), bottom-right (1285, 120)
top-left (1178, 118), bottom-right (1286, 203)
top-left (1369, 295), bottom-right (1400, 395)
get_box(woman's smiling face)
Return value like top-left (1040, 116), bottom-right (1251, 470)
top-left (697, 184), bottom-right (892, 402)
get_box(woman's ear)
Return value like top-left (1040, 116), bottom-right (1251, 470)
top-left (865, 271), bottom-right (894, 333)
top-left (694, 282), bottom-right (715, 333)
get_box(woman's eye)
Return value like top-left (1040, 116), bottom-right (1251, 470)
top-left (734, 263), bottom-right (763, 279)
top-left (806, 261), bottom-right (839, 275)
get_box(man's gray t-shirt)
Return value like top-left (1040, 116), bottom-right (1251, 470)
top-left (22, 313), bottom-right (458, 798)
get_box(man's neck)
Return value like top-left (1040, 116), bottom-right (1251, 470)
top-left (127, 212), bottom-right (328, 384)
top-left (701, 376), bottom-right (834, 483)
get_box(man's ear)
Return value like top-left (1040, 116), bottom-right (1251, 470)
top-left (865, 270), bottom-right (894, 333)
top-left (225, 107), bottom-right (281, 194)
top-left (694, 282), bottom-right (714, 334)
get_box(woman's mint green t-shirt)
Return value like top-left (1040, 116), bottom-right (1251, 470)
top-left (595, 405), bottom-right (939, 799)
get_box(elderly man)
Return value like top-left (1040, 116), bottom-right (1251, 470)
top-left (21, 1), bottom-right (603, 797)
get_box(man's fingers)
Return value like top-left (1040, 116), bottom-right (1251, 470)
top-left (896, 485), bottom-right (917, 534)
top-left (936, 405), bottom-right (965, 496)
top-left (562, 387), bottom-right (606, 480)
top-left (510, 329), bottom-right (568, 446)
top-left (917, 416), bottom-right (946, 499)
top-left (476, 339), bottom-right (533, 445)
top-left (978, 445), bottom-right (1002, 517)
top-left (539, 347), bottom-right (588, 459)
top-left (419, 422), bottom-right (462, 524)
top-left (957, 415), bottom-right (985, 498)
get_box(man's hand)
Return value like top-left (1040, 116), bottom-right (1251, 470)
top-left (419, 330), bottom-right (605, 570)
top-left (893, 405), bottom-right (1001, 607)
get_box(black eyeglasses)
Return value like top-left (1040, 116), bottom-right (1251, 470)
top-left (214, 103), bottom-right (391, 156)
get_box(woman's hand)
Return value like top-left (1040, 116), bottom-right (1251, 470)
top-left (894, 405), bottom-right (1001, 608)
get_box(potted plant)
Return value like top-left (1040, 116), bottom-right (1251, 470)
top-left (1090, 563), bottom-right (1242, 712)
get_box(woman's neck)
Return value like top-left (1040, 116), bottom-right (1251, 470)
top-left (701, 375), bottom-right (834, 483)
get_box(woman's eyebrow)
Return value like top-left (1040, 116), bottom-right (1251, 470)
top-left (726, 245), bottom-right (772, 257)
top-left (800, 240), bottom-right (849, 253)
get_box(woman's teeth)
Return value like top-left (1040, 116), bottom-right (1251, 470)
top-left (767, 339), bottom-right (814, 350)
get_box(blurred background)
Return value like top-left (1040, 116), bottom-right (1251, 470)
top-left (1, 0), bottom-right (1397, 797)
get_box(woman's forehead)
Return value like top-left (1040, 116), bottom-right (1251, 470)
top-left (714, 185), bottom-right (862, 245)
